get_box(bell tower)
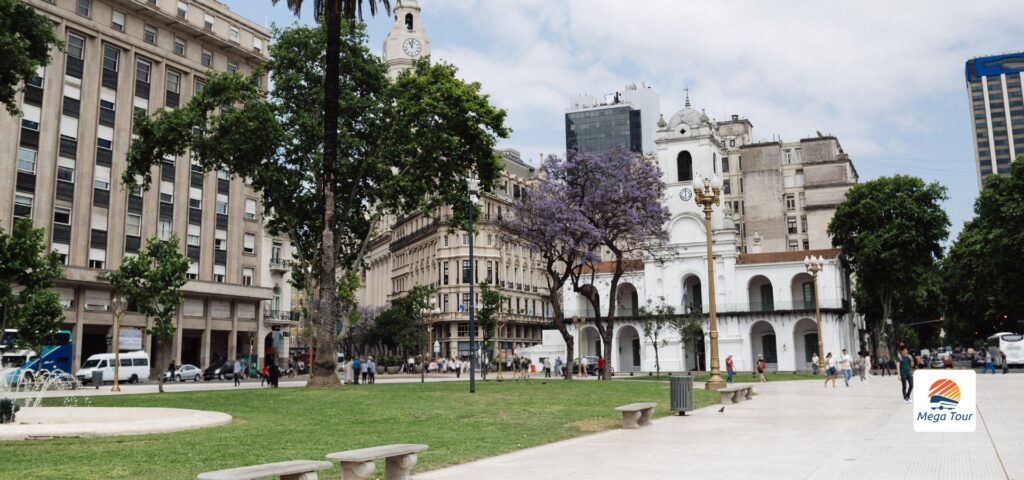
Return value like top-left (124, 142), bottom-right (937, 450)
top-left (382, 0), bottom-right (431, 80)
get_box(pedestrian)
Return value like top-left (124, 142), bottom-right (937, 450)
top-left (824, 352), bottom-right (837, 388)
top-left (343, 358), bottom-right (353, 385)
top-left (983, 351), bottom-right (996, 374)
top-left (756, 354), bottom-right (767, 383)
top-left (360, 356), bottom-right (369, 383)
top-left (367, 356), bottom-right (376, 384)
top-left (580, 356), bottom-right (589, 377)
top-left (406, 356), bottom-right (414, 374)
top-left (544, 358), bottom-right (552, 378)
top-left (839, 349), bottom-right (853, 387)
top-left (261, 364), bottom-right (270, 387)
top-left (1001, 352), bottom-right (1009, 375)
top-left (167, 361), bottom-right (176, 382)
top-left (725, 355), bottom-right (735, 383)
top-left (881, 354), bottom-right (892, 376)
top-left (351, 356), bottom-right (362, 385)
top-left (521, 357), bottom-right (530, 378)
top-left (554, 356), bottom-right (563, 377)
top-left (897, 346), bottom-right (914, 403)
top-left (811, 353), bottom-right (819, 375)
top-left (233, 359), bottom-right (242, 387)
top-left (269, 362), bottom-right (280, 388)
top-left (454, 357), bottom-right (462, 378)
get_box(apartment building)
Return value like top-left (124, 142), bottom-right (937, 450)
top-left (965, 52), bottom-right (1024, 188)
top-left (0, 0), bottom-right (296, 374)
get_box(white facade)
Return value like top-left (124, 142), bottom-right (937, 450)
top-left (558, 99), bottom-right (858, 373)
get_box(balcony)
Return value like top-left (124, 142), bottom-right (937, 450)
top-left (264, 309), bottom-right (301, 325)
top-left (269, 258), bottom-right (292, 272)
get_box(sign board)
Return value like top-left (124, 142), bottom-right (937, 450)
top-left (913, 369), bottom-right (976, 432)
top-left (119, 328), bottom-right (143, 351)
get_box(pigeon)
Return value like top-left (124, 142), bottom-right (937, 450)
top-left (718, 406), bottom-right (725, 413)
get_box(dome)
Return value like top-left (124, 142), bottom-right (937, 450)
top-left (667, 91), bottom-right (710, 132)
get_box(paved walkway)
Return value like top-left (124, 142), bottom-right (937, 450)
top-left (416, 374), bottom-right (1023, 480)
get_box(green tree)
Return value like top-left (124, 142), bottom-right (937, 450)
top-left (101, 236), bottom-right (188, 393)
top-left (638, 299), bottom-right (674, 376)
top-left (943, 159), bottom-right (1024, 344)
top-left (670, 308), bottom-right (705, 372)
top-left (477, 282), bottom-right (505, 378)
top-left (828, 175), bottom-right (949, 353)
top-left (123, 24), bottom-right (508, 387)
top-left (0, 219), bottom-right (64, 353)
top-left (373, 285), bottom-right (433, 357)
top-left (0, 0), bottom-right (61, 115)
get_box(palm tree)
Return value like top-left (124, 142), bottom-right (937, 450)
top-left (271, 0), bottom-right (391, 387)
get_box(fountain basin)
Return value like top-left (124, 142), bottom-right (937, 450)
top-left (0, 407), bottom-right (231, 441)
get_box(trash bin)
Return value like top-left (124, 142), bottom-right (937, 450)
top-left (670, 375), bottom-right (693, 415)
top-left (92, 370), bottom-right (103, 389)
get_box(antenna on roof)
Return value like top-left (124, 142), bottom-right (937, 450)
top-left (684, 86), bottom-right (691, 107)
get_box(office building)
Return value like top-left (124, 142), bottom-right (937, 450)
top-left (0, 0), bottom-right (296, 374)
top-left (965, 52), bottom-right (1024, 187)
top-left (565, 83), bottom-right (660, 154)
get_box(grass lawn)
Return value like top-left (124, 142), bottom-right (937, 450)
top-left (1, 379), bottom-right (718, 479)
top-left (616, 371), bottom-right (823, 382)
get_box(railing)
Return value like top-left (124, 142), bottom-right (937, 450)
top-left (422, 311), bottom-right (552, 325)
top-left (269, 258), bottom-right (292, 271)
top-left (264, 310), bottom-right (301, 321)
top-left (676, 298), bottom-right (847, 314)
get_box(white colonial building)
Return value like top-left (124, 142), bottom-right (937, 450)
top-left (548, 99), bottom-right (860, 374)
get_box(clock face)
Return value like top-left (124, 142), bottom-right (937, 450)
top-left (402, 38), bottom-right (422, 57)
top-left (679, 187), bottom-right (693, 202)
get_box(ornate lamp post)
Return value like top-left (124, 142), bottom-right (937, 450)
top-left (111, 295), bottom-right (127, 392)
top-left (421, 297), bottom-right (438, 384)
top-left (572, 315), bottom-right (585, 377)
top-left (692, 175), bottom-right (726, 390)
top-left (468, 178), bottom-right (480, 394)
top-left (804, 255), bottom-right (826, 376)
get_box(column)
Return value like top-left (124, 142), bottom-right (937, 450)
top-left (201, 299), bottom-right (211, 368)
top-left (228, 301), bottom-right (238, 361)
top-left (172, 309), bottom-right (183, 365)
top-left (73, 286), bottom-right (84, 373)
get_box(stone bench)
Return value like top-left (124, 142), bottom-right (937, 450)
top-left (326, 443), bottom-right (428, 480)
top-left (197, 460), bottom-right (332, 480)
top-left (718, 384), bottom-right (754, 405)
top-left (615, 402), bottom-right (657, 429)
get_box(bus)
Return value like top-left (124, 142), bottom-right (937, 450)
top-left (0, 329), bottom-right (74, 384)
top-left (987, 332), bottom-right (1024, 368)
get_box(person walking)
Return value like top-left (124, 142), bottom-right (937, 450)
top-left (725, 355), bottom-right (735, 383)
top-left (811, 353), bottom-right (820, 375)
top-left (824, 352), bottom-right (837, 388)
top-left (351, 356), bottom-right (362, 385)
top-left (554, 356), bottom-right (563, 377)
top-left (261, 364), bottom-right (270, 387)
top-left (982, 351), bottom-right (996, 374)
top-left (597, 356), bottom-right (606, 379)
top-left (366, 357), bottom-right (376, 384)
top-left (880, 354), bottom-right (892, 376)
top-left (269, 362), bottom-right (280, 388)
top-left (580, 356), bottom-right (589, 377)
top-left (360, 356), bottom-right (369, 384)
top-left (756, 355), bottom-right (767, 383)
top-left (839, 349), bottom-right (853, 387)
top-left (232, 359), bottom-right (242, 386)
top-left (858, 352), bottom-right (869, 382)
top-left (454, 357), bottom-right (462, 378)
top-left (167, 361), bottom-right (176, 382)
top-left (1001, 352), bottom-right (1009, 375)
top-left (543, 358), bottom-right (552, 378)
top-left (897, 346), bottom-right (914, 403)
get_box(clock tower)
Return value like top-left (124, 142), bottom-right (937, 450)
top-left (382, 0), bottom-right (431, 80)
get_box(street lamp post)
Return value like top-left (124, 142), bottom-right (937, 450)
top-left (692, 175), bottom-right (726, 391)
top-left (805, 255), bottom-right (826, 376)
top-left (421, 297), bottom-right (437, 384)
top-left (468, 179), bottom-right (480, 394)
top-left (111, 295), bottom-right (127, 392)
top-left (572, 315), bottom-right (585, 377)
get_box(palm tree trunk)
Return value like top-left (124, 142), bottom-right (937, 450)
top-left (310, 0), bottom-right (341, 387)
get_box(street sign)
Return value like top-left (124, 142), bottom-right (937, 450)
top-left (105, 335), bottom-right (112, 346)
top-left (120, 328), bottom-right (143, 350)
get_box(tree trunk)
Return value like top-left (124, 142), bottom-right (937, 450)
top-left (564, 336), bottom-right (575, 380)
top-left (653, 336), bottom-right (660, 376)
top-left (156, 340), bottom-right (165, 393)
top-left (310, 2), bottom-right (342, 388)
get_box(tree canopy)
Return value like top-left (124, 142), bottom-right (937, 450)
top-left (0, 0), bottom-right (61, 115)
top-left (0, 219), bottom-right (64, 352)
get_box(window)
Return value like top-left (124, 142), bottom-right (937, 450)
top-left (203, 13), bottom-right (214, 30)
top-left (88, 248), bottom-right (105, 269)
top-left (126, 213), bottom-right (142, 236)
top-left (242, 267), bottom-right (253, 286)
top-left (144, 25), bottom-right (157, 44)
top-left (21, 104), bottom-right (40, 130)
top-left (53, 244), bottom-right (69, 265)
top-left (213, 265), bottom-right (225, 283)
top-left (112, 11), bottom-right (125, 31)
top-left (159, 220), bottom-right (172, 240)
top-left (244, 199), bottom-right (257, 220)
top-left (17, 147), bottom-right (37, 173)
top-left (101, 46), bottom-right (119, 72)
top-left (271, 241), bottom-right (282, 262)
top-left (67, 33), bottom-right (85, 59)
top-left (442, 294), bottom-right (449, 312)
top-left (201, 48), bottom-right (213, 67)
top-left (14, 194), bottom-right (33, 218)
top-left (94, 166), bottom-right (111, 190)
top-left (176, 1), bottom-right (188, 18)
top-left (54, 207), bottom-right (71, 225)
top-left (160, 180), bottom-right (173, 203)
top-left (243, 233), bottom-right (255, 254)
top-left (785, 194), bottom-right (796, 211)
top-left (462, 259), bottom-right (471, 283)
top-left (173, 37), bottom-right (186, 56)
top-left (443, 262), bottom-right (449, 285)
top-left (76, 0), bottom-right (91, 17)
top-left (229, 26), bottom-right (239, 43)
top-left (787, 217), bottom-right (798, 234)
top-left (722, 157), bottom-right (729, 172)
top-left (253, 38), bottom-right (263, 53)
top-left (187, 262), bottom-right (198, 280)
top-left (676, 151), bottom-right (693, 182)
top-left (215, 229), bottom-right (226, 250)
top-left (57, 159), bottom-right (75, 182)
top-left (187, 225), bottom-right (200, 246)
top-left (227, 62), bottom-right (238, 74)
top-left (27, 66), bottom-right (43, 87)
top-left (216, 194), bottom-right (227, 214)
top-left (722, 179), bottom-right (730, 195)
top-left (800, 216), bottom-right (807, 233)
top-left (189, 187), bottom-right (202, 209)
top-left (97, 125), bottom-right (114, 150)
top-left (166, 70), bottom-right (181, 93)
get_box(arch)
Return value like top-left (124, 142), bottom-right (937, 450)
top-left (578, 284), bottom-right (600, 318)
top-left (676, 151), bottom-right (693, 182)
top-left (579, 325), bottom-right (602, 357)
top-left (405, 13), bottom-right (413, 30)
top-left (615, 283), bottom-right (639, 317)
top-left (681, 274), bottom-right (702, 313)
top-left (669, 213), bottom-right (706, 245)
top-left (750, 320), bottom-right (778, 369)
top-left (747, 275), bottom-right (774, 312)
top-left (616, 325), bottom-right (641, 372)
top-left (790, 273), bottom-right (814, 310)
top-left (793, 318), bottom-right (818, 371)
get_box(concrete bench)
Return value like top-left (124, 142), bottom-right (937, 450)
top-left (615, 402), bottom-right (657, 429)
top-left (326, 443), bottom-right (428, 480)
top-left (718, 384), bottom-right (754, 404)
top-left (197, 460), bottom-right (332, 480)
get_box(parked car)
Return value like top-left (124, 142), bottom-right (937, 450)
top-left (203, 360), bottom-right (236, 381)
top-left (164, 364), bottom-right (202, 382)
top-left (930, 355), bottom-right (946, 369)
top-left (75, 351), bottom-right (150, 384)
top-left (577, 356), bottom-right (599, 376)
top-left (943, 355), bottom-right (954, 368)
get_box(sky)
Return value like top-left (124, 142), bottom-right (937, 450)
top-left (224, 0), bottom-right (1024, 239)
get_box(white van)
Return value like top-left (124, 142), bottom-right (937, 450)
top-left (76, 351), bottom-right (151, 384)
